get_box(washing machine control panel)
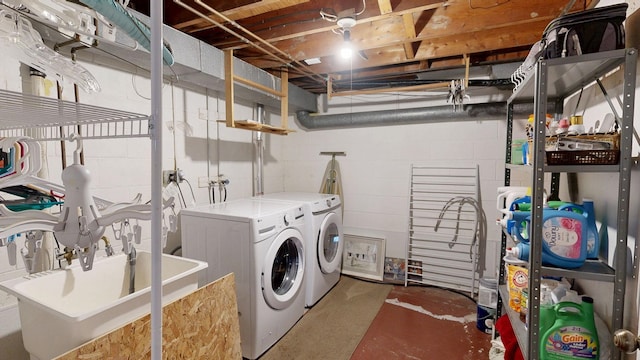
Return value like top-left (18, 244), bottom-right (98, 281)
top-left (282, 207), bottom-right (304, 226)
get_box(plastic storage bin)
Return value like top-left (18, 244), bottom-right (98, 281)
top-left (478, 278), bottom-right (498, 308)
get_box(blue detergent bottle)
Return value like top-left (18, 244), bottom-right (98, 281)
top-left (508, 242), bottom-right (585, 269)
top-left (510, 210), bottom-right (588, 268)
top-left (559, 199), bottom-right (600, 259)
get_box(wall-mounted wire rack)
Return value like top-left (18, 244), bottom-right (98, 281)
top-left (0, 89), bottom-right (150, 141)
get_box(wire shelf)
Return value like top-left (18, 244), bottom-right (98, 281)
top-left (0, 89), bottom-right (151, 140)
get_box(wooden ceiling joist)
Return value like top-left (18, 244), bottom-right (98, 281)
top-left (402, 13), bottom-right (417, 60)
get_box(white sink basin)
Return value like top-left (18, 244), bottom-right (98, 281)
top-left (0, 251), bottom-right (207, 360)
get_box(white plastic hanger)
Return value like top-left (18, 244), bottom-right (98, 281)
top-left (0, 9), bottom-right (101, 93)
top-left (3, 0), bottom-right (99, 46)
top-left (0, 135), bottom-right (175, 270)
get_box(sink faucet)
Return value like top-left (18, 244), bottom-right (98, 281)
top-left (101, 236), bottom-right (114, 257)
top-left (128, 246), bottom-right (136, 294)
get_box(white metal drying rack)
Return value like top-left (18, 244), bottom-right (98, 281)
top-left (406, 165), bottom-right (481, 297)
top-left (0, 88), bottom-right (150, 140)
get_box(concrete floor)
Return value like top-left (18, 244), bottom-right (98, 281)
top-left (260, 277), bottom-right (492, 359)
top-left (351, 284), bottom-right (492, 359)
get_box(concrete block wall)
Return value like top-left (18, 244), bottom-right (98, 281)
top-left (282, 94), bottom-right (512, 278)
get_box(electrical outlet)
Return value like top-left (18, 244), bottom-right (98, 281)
top-left (163, 170), bottom-right (175, 187)
top-left (198, 176), bottom-right (211, 188)
top-left (198, 108), bottom-right (208, 120)
top-left (198, 108), bottom-right (224, 121)
top-left (163, 169), bottom-right (185, 186)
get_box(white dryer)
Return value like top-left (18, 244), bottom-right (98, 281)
top-left (180, 198), bottom-right (306, 359)
top-left (257, 192), bottom-right (344, 307)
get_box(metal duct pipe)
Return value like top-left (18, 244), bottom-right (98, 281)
top-left (253, 103), bottom-right (265, 196)
top-left (296, 102), bottom-right (539, 130)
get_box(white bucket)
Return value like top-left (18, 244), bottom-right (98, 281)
top-left (478, 277), bottom-right (498, 309)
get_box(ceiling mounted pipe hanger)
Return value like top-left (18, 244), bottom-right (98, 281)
top-left (175, 0), bottom-right (326, 86)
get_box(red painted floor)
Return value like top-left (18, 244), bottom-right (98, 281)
top-left (351, 285), bottom-right (492, 360)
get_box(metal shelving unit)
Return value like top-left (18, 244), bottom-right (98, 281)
top-left (499, 48), bottom-right (637, 360)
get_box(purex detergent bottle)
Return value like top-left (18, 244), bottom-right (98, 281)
top-left (540, 297), bottom-right (599, 359)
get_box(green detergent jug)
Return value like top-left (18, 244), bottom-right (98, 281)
top-left (540, 297), bottom-right (599, 359)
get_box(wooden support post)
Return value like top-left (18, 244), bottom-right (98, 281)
top-left (463, 54), bottom-right (470, 88)
top-left (224, 49), bottom-right (235, 128)
top-left (281, 68), bottom-right (288, 129)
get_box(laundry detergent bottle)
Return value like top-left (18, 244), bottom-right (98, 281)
top-left (540, 297), bottom-right (599, 359)
top-left (511, 210), bottom-right (587, 268)
top-left (507, 242), bottom-right (585, 269)
top-left (559, 199), bottom-right (600, 259)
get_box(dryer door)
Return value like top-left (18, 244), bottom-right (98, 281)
top-left (262, 228), bottom-right (305, 310)
top-left (317, 212), bottom-right (344, 274)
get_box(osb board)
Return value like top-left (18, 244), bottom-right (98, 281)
top-left (55, 273), bottom-right (241, 360)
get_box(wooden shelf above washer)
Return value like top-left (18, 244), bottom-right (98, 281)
top-left (216, 119), bottom-right (295, 135)
top-left (224, 50), bottom-right (293, 135)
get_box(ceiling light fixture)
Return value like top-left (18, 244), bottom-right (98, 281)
top-left (337, 10), bottom-right (356, 60)
top-left (340, 29), bottom-right (353, 59)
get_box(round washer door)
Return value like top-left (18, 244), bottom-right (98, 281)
top-left (262, 227), bottom-right (305, 310)
top-left (317, 212), bottom-right (344, 274)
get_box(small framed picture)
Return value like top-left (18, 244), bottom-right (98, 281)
top-left (383, 257), bottom-right (406, 284)
top-left (342, 234), bottom-right (386, 281)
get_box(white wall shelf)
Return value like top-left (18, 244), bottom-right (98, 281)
top-left (0, 89), bottom-right (150, 140)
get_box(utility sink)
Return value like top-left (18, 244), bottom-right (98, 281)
top-left (0, 251), bottom-right (207, 360)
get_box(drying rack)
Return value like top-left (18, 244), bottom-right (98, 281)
top-left (406, 165), bottom-right (480, 296)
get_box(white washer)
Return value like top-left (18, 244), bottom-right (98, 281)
top-left (257, 192), bottom-right (344, 307)
top-left (180, 198), bottom-right (306, 359)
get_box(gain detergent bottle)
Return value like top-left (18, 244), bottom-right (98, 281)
top-left (540, 297), bottom-right (599, 359)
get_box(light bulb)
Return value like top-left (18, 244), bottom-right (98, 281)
top-left (340, 43), bottom-right (353, 59)
top-left (340, 29), bottom-right (353, 59)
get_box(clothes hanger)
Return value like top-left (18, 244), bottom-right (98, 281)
top-left (0, 135), bottom-right (176, 271)
top-left (0, 9), bottom-right (101, 93)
